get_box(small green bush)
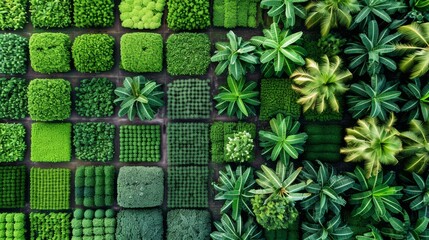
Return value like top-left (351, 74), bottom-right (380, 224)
top-left (30, 212), bottom-right (70, 239)
top-left (72, 34), bottom-right (115, 73)
top-left (0, 78), bottom-right (28, 119)
top-left (116, 209), bottom-right (163, 240)
top-left (0, 0), bottom-right (27, 30)
top-left (119, 0), bottom-right (165, 29)
top-left (120, 33), bottom-right (163, 73)
top-left (0, 213), bottom-right (26, 239)
top-left (213, 0), bottom-right (258, 28)
top-left (72, 209), bottom-right (116, 240)
top-left (75, 78), bottom-right (115, 117)
top-left (166, 33), bottom-right (211, 75)
top-left (31, 123), bottom-right (71, 162)
top-left (27, 79), bottom-right (71, 121)
top-left (0, 34), bottom-right (28, 74)
top-left (0, 166), bottom-right (25, 208)
top-left (73, 122), bottom-right (115, 162)
top-left (73, 0), bottom-right (114, 27)
top-left (30, 168), bottom-right (70, 210)
top-left (29, 33), bottom-right (71, 73)
top-left (303, 124), bottom-right (343, 162)
top-left (0, 123), bottom-right (26, 163)
top-left (75, 166), bottom-right (115, 207)
top-left (30, 0), bottom-right (72, 28)
top-left (167, 0), bottom-right (210, 31)
top-left (167, 209), bottom-right (211, 240)
top-left (119, 125), bottom-right (161, 162)
top-left (117, 166), bottom-right (164, 208)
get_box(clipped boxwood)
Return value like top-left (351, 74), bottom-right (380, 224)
top-left (30, 0), bottom-right (72, 28)
top-left (0, 213), bottom-right (26, 239)
top-left (167, 0), bottom-right (210, 31)
top-left (73, 122), bottom-right (115, 162)
top-left (73, 0), bottom-right (114, 27)
top-left (75, 166), bottom-right (115, 207)
top-left (30, 212), bottom-right (70, 239)
top-left (119, 125), bottom-right (161, 162)
top-left (72, 34), bottom-right (115, 73)
top-left (0, 33), bottom-right (28, 74)
top-left (0, 123), bottom-right (26, 163)
top-left (0, 78), bottom-right (28, 119)
top-left (116, 209), bottom-right (163, 240)
top-left (0, 0), bottom-right (27, 30)
top-left (0, 166), bottom-right (26, 208)
top-left (29, 33), bottom-right (71, 73)
top-left (31, 123), bottom-right (72, 162)
top-left (119, 0), bottom-right (165, 29)
top-left (72, 209), bottom-right (116, 240)
top-left (167, 209), bottom-right (211, 240)
top-left (75, 78), bottom-right (115, 117)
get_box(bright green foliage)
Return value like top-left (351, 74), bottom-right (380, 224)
top-left (0, 124), bottom-right (26, 163)
top-left (0, 78), bottom-right (27, 119)
top-left (317, 33), bottom-right (347, 58)
top-left (72, 34), bottom-right (115, 73)
top-left (119, 0), bottom-right (165, 29)
top-left (167, 209), bottom-right (211, 240)
top-left (73, 0), bottom-right (114, 27)
top-left (168, 123), bottom-right (209, 165)
top-left (0, 213), bottom-right (26, 239)
top-left (0, 0), bottom-right (27, 30)
top-left (29, 33), bottom-right (71, 73)
top-left (30, 213), bottom-right (70, 240)
top-left (168, 166), bottom-right (208, 208)
top-left (167, 79), bottom-right (211, 119)
top-left (303, 124), bottom-right (343, 162)
top-left (381, 211), bottom-right (429, 239)
top-left (117, 166), bottom-right (164, 208)
top-left (0, 166), bottom-right (25, 208)
top-left (166, 33), bottom-right (211, 75)
top-left (31, 123), bottom-right (71, 162)
top-left (119, 125), bottom-right (161, 162)
top-left (73, 123), bottom-right (114, 162)
top-left (260, 78), bottom-right (301, 120)
top-left (30, 168), bottom-right (71, 210)
top-left (75, 166), bottom-right (115, 207)
top-left (120, 33), bottom-right (163, 73)
top-left (404, 173), bottom-right (429, 217)
top-left (214, 0), bottom-right (259, 28)
top-left (0, 34), bottom-right (28, 74)
top-left (116, 209), bottom-right (163, 240)
top-left (261, 0), bottom-right (307, 28)
top-left (30, 0), bottom-right (72, 28)
top-left (302, 215), bottom-right (354, 240)
top-left (352, 0), bottom-right (406, 28)
top-left (28, 79), bottom-right (71, 121)
top-left (211, 214), bottom-right (263, 240)
top-left (72, 209), bottom-right (116, 240)
top-left (401, 120), bottom-right (429, 174)
top-left (225, 131), bottom-right (254, 162)
top-left (167, 0), bottom-right (210, 31)
top-left (75, 78), bottom-right (115, 117)
top-left (401, 78), bottom-right (429, 122)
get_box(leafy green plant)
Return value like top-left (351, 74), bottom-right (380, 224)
top-left (401, 119), bottom-right (429, 174)
top-left (73, 0), bottom-right (114, 27)
top-left (120, 125), bottom-right (161, 162)
top-left (75, 78), bottom-right (115, 117)
top-left (30, 212), bottom-right (70, 240)
top-left (167, 209), bottom-right (211, 240)
top-left (403, 172), bottom-right (429, 217)
top-left (0, 33), bottom-right (28, 74)
top-left (211, 214), bottom-right (263, 240)
top-left (31, 123), bottom-right (71, 162)
top-left (75, 166), bottom-right (115, 207)
top-left (0, 166), bottom-right (25, 208)
top-left (302, 215), bottom-right (354, 240)
top-left (356, 226), bottom-right (383, 240)
top-left (0, 0), bottom-right (27, 30)
top-left (167, 0), bottom-right (210, 30)
top-left (401, 78), bottom-right (429, 122)
top-left (119, 0), bottom-right (165, 29)
top-left (73, 122), bottom-right (115, 162)
top-left (0, 123), bottom-right (26, 163)
top-left (30, 0), bottom-right (72, 28)
top-left (72, 34), bottom-right (115, 73)
top-left (72, 209), bottom-right (116, 239)
top-left (116, 209), bottom-right (163, 240)
top-left (352, 0), bottom-right (406, 28)
top-left (317, 33), bottom-right (347, 57)
top-left (259, 114), bottom-right (308, 165)
top-left (225, 131), bottom-right (254, 162)
top-left (381, 211), bottom-right (429, 239)
top-left (260, 0), bottom-right (307, 28)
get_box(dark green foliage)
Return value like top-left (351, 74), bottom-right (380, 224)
top-left (168, 166), bottom-right (209, 208)
top-left (211, 214), bottom-right (263, 240)
top-left (117, 166), bottom-right (164, 208)
top-left (119, 125), bottom-right (161, 162)
top-left (213, 0), bottom-right (225, 26)
top-left (119, 0), bottom-right (165, 29)
top-left (404, 173), bottom-right (429, 218)
top-left (167, 209), bottom-right (211, 240)
top-left (317, 33), bottom-right (347, 58)
top-left (116, 209), bottom-right (163, 240)
top-left (0, 34), bottom-right (28, 74)
top-left (167, 0), bottom-right (210, 31)
top-left (0, 213), bottom-right (26, 239)
top-left (120, 32), bottom-right (163, 73)
top-left (381, 211), bottom-right (429, 239)
top-left (0, 166), bottom-right (25, 208)
top-left (73, 0), bottom-right (114, 27)
top-left (0, 78), bottom-right (27, 119)
top-left (166, 33), bottom-right (211, 75)
top-left (72, 34), bottom-right (115, 73)
top-left (72, 209), bottom-right (116, 239)
top-left (75, 78), bottom-right (115, 117)
top-left (73, 122), bottom-right (115, 162)
top-left (0, 0), bottom-right (27, 30)
top-left (30, 0), bottom-right (72, 28)
top-left (401, 78), bottom-right (429, 122)
top-left (31, 123), bottom-right (71, 162)
top-left (167, 79), bottom-right (211, 119)
top-left (27, 79), bottom-right (71, 121)
top-left (213, 0), bottom-right (258, 28)
top-left (0, 123), bottom-right (26, 163)
top-left (303, 124), bottom-right (343, 162)
top-left (75, 166), bottom-right (115, 207)
top-left (29, 33), bottom-right (71, 73)
top-left (302, 215), bottom-right (354, 240)
top-left (167, 123), bottom-right (209, 165)
top-left (30, 168), bottom-right (70, 210)
top-left (30, 212), bottom-right (70, 240)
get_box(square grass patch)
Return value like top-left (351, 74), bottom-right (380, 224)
top-left (166, 33), bottom-right (210, 75)
top-left (0, 166), bottom-right (25, 208)
top-left (30, 168), bottom-right (70, 210)
top-left (75, 166), bottom-right (115, 207)
top-left (31, 123), bottom-right (72, 162)
top-left (29, 33), bottom-right (71, 73)
top-left (0, 1), bottom-right (27, 30)
top-left (167, 209), bottom-right (211, 240)
top-left (0, 123), bottom-right (26, 163)
top-left (0, 78), bottom-right (28, 120)
top-left (167, 123), bottom-right (209, 165)
top-left (0, 33), bottom-right (28, 74)
top-left (73, 122), bottom-right (115, 162)
top-left (0, 213), bottom-right (25, 239)
top-left (168, 166), bottom-right (208, 208)
top-left (119, 125), bottom-right (161, 162)
top-left (30, 212), bottom-right (70, 239)
top-left (75, 78), bottom-right (115, 117)
top-left (116, 209), bottom-right (163, 240)
top-left (72, 34), bottom-right (115, 73)
top-left (72, 209), bottom-right (116, 239)
top-left (119, 0), bottom-right (165, 29)
top-left (120, 33), bottom-right (163, 73)
top-left (30, 0), bottom-right (72, 28)
top-left (73, 0), bottom-right (114, 27)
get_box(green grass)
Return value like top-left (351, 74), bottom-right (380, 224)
top-left (31, 123), bottom-right (71, 162)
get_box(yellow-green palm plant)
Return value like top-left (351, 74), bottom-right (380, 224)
top-left (400, 119), bottom-right (429, 174)
top-left (291, 55), bottom-right (352, 113)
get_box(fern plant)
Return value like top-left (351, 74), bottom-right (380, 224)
top-left (403, 172), bottom-right (429, 217)
top-left (211, 214), bottom-right (263, 240)
top-left (302, 214), bottom-right (354, 240)
top-left (401, 78), bottom-right (429, 122)
top-left (381, 211), bottom-right (429, 239)
top-left (260, 0), bottom-right (308, 28)
top-left (401, 119), bottom-right (429, 174)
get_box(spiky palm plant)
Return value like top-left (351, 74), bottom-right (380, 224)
top-left (401, 78), bottom-right (429, 122)
top-left (403, 172), bottom-right (429, 218)
top-left (260, 0), bottom-right (308, 28)
top-left (401, 119), bottom-right (429, 174)
top-left (211, 214), bottom-right (263, 240)
top-left (302, 214), bottom-right (354, 240)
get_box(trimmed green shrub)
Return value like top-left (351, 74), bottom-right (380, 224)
top-left (260, 78), bottom-right (301, 120)
top-left (0, 213), bottom-right (26, 239)
top-left (213, 0), bottom-right (258, 28)
top-left (120, 33), bottom-right (163, 73)
top-left (29, 33), bottom-right (71, 73)
top-left (75, 78), bottom-right (115, 117)
top-left (30, 212), bottom-right (70, 240)
top-left (166, 33), bottom-right (211, 76)
top-left (0, 34), bottom-right (28, 74)
top-left (0, 166), bottom-right (25, 208)
top-left (0, 123), bottom-right (26, 163)
top-left (73, 122), bottom-right (115, 162)
top-left (30, 0), bottom-right (72, 28)
top-left (117, 166), bottom-right (164, 208)
top-left (72, 34), bottom-right (115, 73)
top-left (167, 0), bottom-right (210, 31)
top-left (30, 168), bottom-right (70, 210)
top-left (0, 0), bottom-right (27, 30)
top-left (168, 166), bottom-right (209, 208)
top-left (167, 79), bottom-right (211, 119)
top-left (75, 166), bottom-right (115, 207)
top-left (116, 209), bottom-right (163, 240)
top-left (167, 123), bottom-right (209, 165)
top-left (72, 209), bottom-right (116, 240)
top-left (119, 125), bottom-right (161, 162)
top-left (167, 209), bottom-right (211, 240)
top-left (31, 123), bottom-right (71, 162)
top-left (303, 124), bottom-right (343, 162)
top-left (0, 78), bottom-right (27, 119)
top-left (73, 0), bottom-right (114, 27)
top-left (27, 79), bottom-right (71, 121)
top-left (119, 0), bottom-right (165, 29)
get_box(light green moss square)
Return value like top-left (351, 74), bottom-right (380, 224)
top-left (31, 123), bottom-right (72, 162)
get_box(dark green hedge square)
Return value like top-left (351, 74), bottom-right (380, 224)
top-left (0, 78), bottom-right (28, 120)
top-left (168, 166), bottom-right (208, 208)
top-left (30, 168), bottom-right (70, 210)
top-left (116, 209), bottom-right (163, 240)
top-left (0, 166), bottom-right (25, 208)
top-left (75, 166), bottom-right (115, 207)
top-left (119, 125), bottom-right (161, 162)
top-left (0, 33), bottom-right (28, 74)
top-left (72, 34), bottom-right (115, 73)
top-left (73, 0), bottom-right (114, 27)
top-left (0, 1), bottom-right (27, 30)
top-left (73, 122), bottom-right (115, 162)
top-left (30, 0), bottom-right (72, 28)
top-left (75, 78), bottom-right (115, 117)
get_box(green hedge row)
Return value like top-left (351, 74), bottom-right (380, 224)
top-left (30, 168), bottom-right (70, 210)
top-left (73, 122), bottom-right (115, 162)
top-left (72, 209), bottom-right (116, 240)
top-left (213, 0), bottom-right (258, 28)
top-left (0, 166), bottom-right (25, 208)
top-left (75, 166), bottom-right (115, 207)
top-left (303, 124), bottom-right (344, 162)
top-left (31, 122), bottom-right (72, 162)
top-left (0, 123), bottom-right (26, 163)
top-left (0, 213), bottom-right (26, 240)
top-left (30, 212), bottom-right (70, 240)
top-left (119, 125), bottom-right (161, 162)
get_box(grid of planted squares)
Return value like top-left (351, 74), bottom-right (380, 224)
top-left (30, 168), bottom-right (70, 210)
top-left (71, 209), bottom-right (116, 239)
top-left (75, 166), bottom-right (115, 207)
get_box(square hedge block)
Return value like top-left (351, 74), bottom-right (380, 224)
top-left (0, 166), bottom-right (25, 208)
top-left (117, 166), bottom-right (164, 208)
top-left (30, 0), bottom-right (72, 28)
top-left (73, 0), bottom-right (114, 27)
top-left (31, 123), bottom-right (71, 162)
top-left (118, 0), bottom-right (165, 30)
top-left (167, 123), bottom-right (209, 165)
top-left (73, 122), bottom-right (115, 162)
top-left (0, 1), bottom-right (27, 30)
top-left (168, 166), bottom-right (208, 208)
top-left (75, 78), bottom-right (115, 117)
top-left (0, 213), bottom-right (26, 239)
top-left (75, 166), bottom-right (115, 207)
top-left (30, 168), bottom-right (70, 210)
top-left (71, 209), bottom-right (116, 239)
top-left (167, 209), bottom-right (211, 240)
top-left (30, 212), bottom-right (70, 239)
top-left (0, 123), bottom-right (26, 163)
top-left (0, 78), bottom-right (28, 120)
top-left (116, 209), bottom-right (163, 240)
top-left (119, 125), bottom-right (161, 162)
top-left (167, 0), bottom-right (210, 31)
top-left (303, 124), bottom-right (343, 163)
top-left (0, 34), bottom-right (28, 74)
top-left (72, 34), bottom-right (115, 73)
top-left (120, 33), bottom-right (163, 73)
top-left (29, 33), bottom-right (71, 74)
